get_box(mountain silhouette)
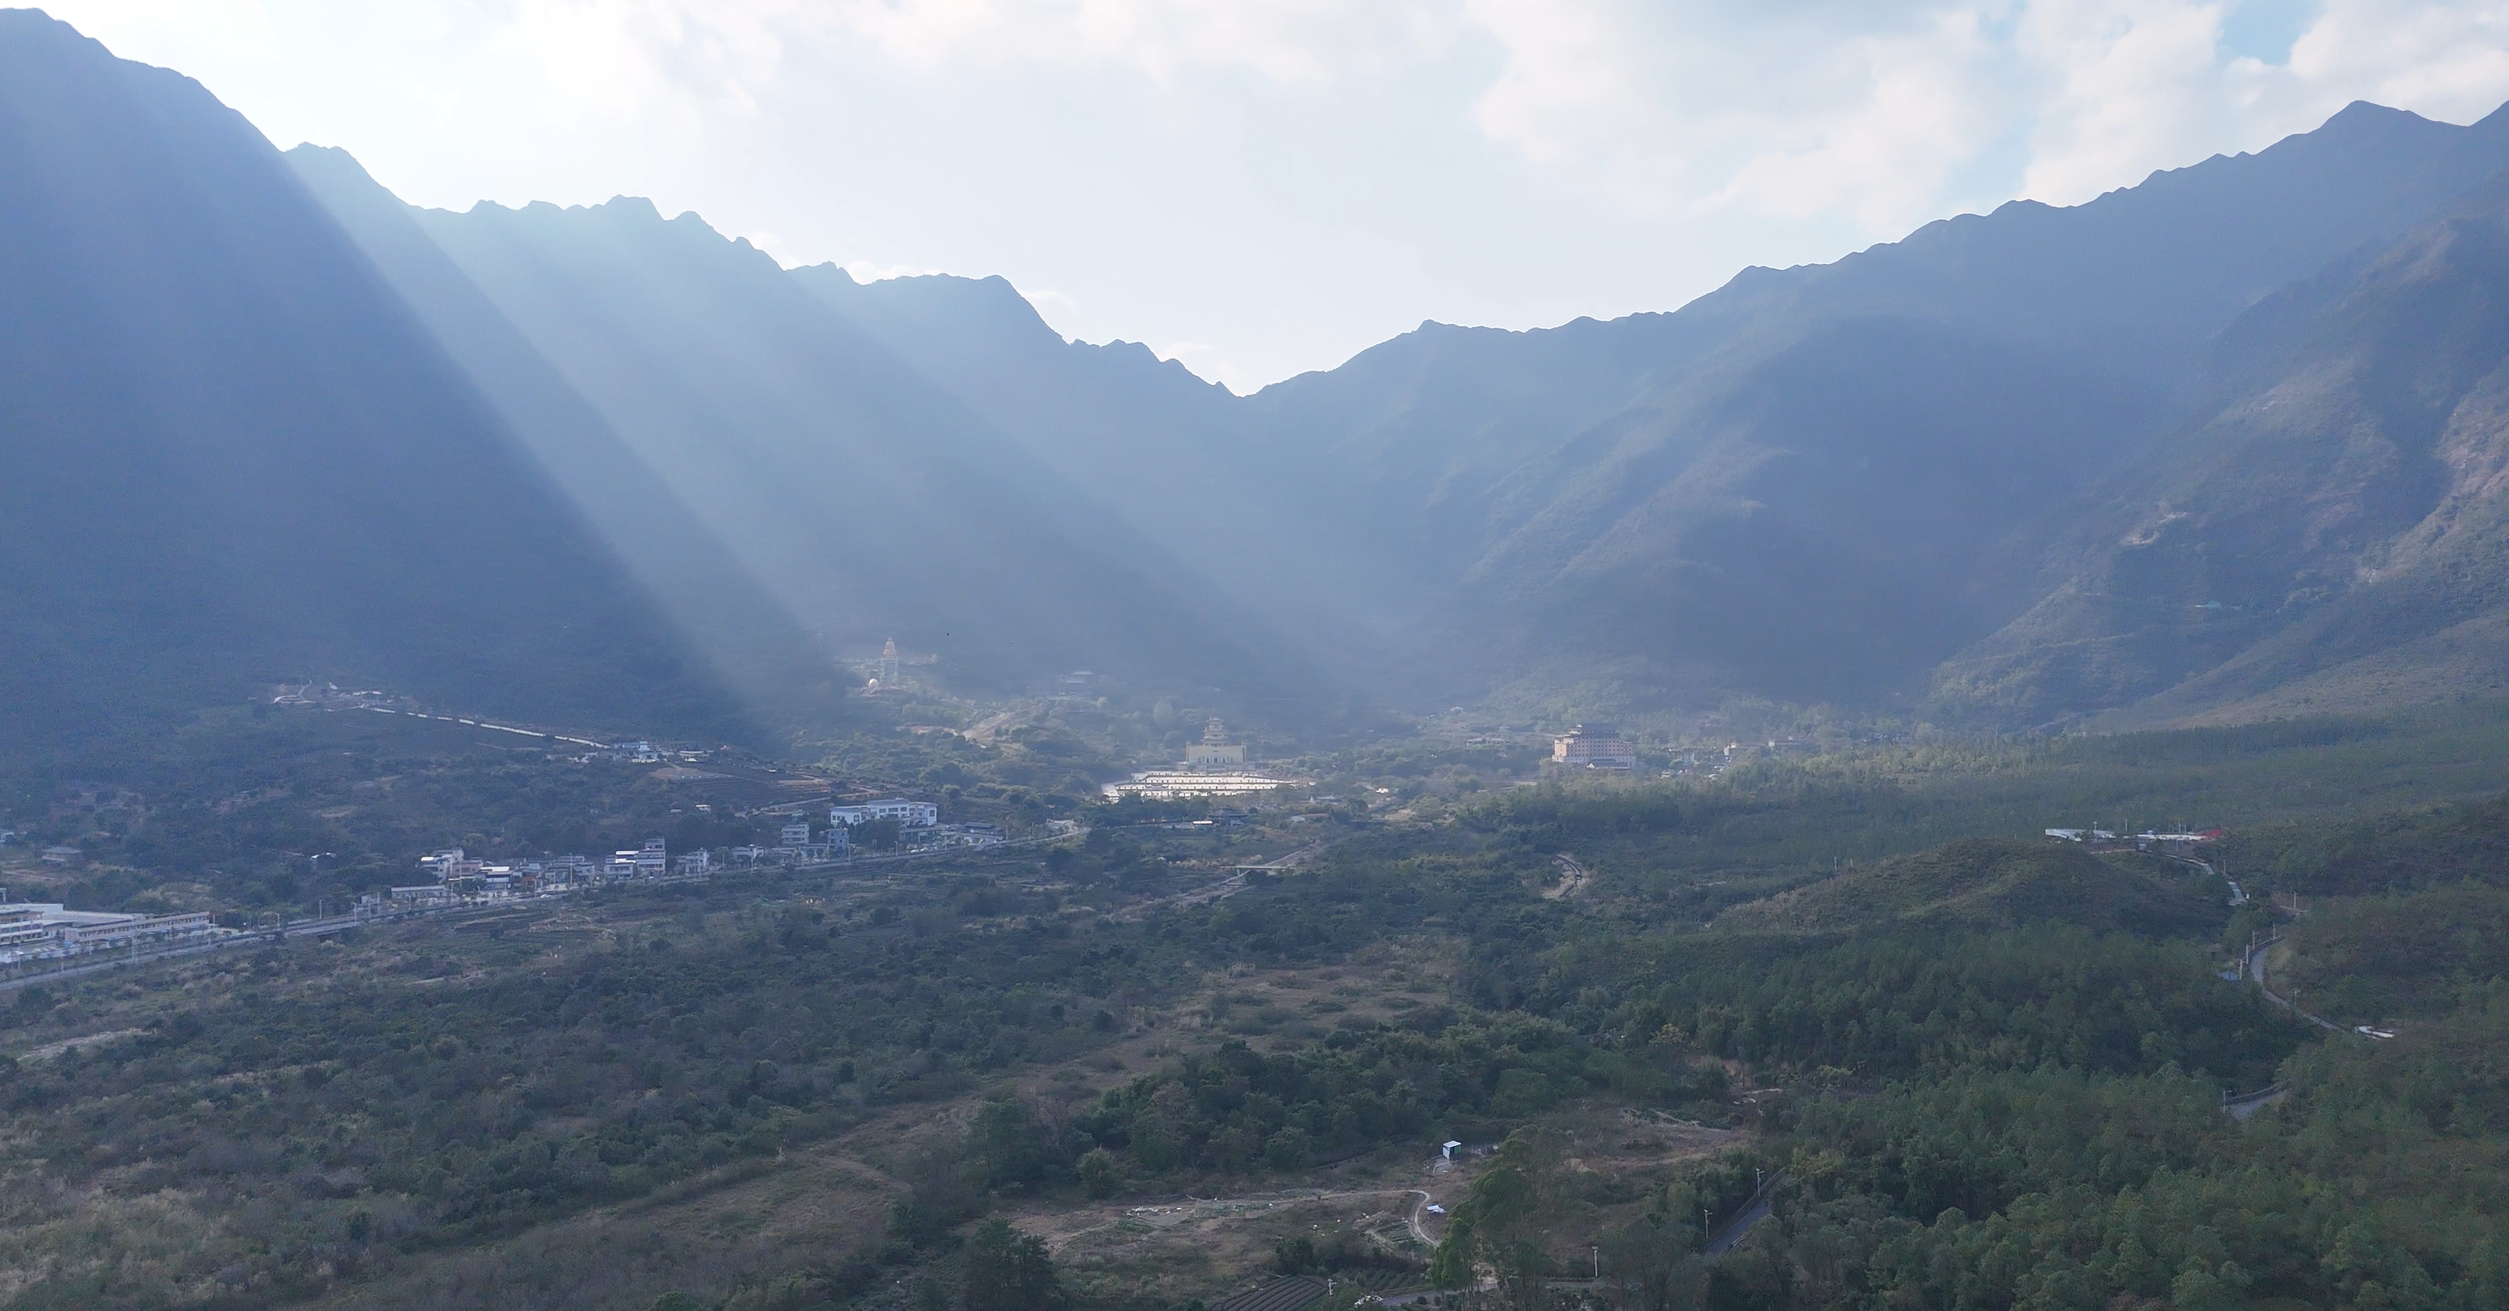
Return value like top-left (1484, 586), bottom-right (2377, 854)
top-left (21, 5), bottom-right (2509, 737)
top-left (291, 166), bottom-right (1333, 714)
top-left (0, 10), bottom-right (771, 746)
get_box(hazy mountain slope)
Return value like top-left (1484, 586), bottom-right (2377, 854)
top-left (395, 196), bottom-right (1320, 707)
top-left (1941, 199), bottom-right (2509, 726)
top-left (286, 146), bottom-right (851, 720)
top-left (795, 270), bottom-right (1423, 665)
top-left (0, 12), bottom-right (751, 745)
top-left (30, 3), bottom-right (2509, 737)
top-left (1231, 101), bottom-right (2509, 711)
top-left (797, 269), bottom-right (1239, 477)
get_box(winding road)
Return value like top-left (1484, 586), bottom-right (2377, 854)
top-left (2245, 935), bottom-right (2343, 1032)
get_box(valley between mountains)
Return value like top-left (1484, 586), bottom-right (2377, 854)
top-left (11, 8), bottom-right (2509, 1311)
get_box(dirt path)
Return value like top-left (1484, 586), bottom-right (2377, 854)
top-left (1110, 840), bottom-right (1340, 923)
top-left (1403, 1189), bottom-right (1435, 1246)
top-left (1027, 1181), bottom-right (1452, 1257)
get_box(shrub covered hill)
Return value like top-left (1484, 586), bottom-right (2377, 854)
top-left (1715, 838), bottom-right (2221, 937)
top-left (12, 722), bottom-right (2509, 1308)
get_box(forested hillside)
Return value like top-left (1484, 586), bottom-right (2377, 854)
top-left (8, 703), bottom-right (2509, 1309)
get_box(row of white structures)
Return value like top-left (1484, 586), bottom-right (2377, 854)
top-left (0, 902), bottom-right (224, 966)
top-left (380, 801), bottom-right (1000, 909)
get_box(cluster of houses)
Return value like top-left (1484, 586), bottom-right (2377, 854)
top-left (819, 798), bottom-right (1006, 851)
top-left (2045, 827), bottom-right (2224, 850)
top-left (379, 839), bottom-right (714, 908)
top-left (1549, 726), bottom-right (1828, 775)
top-left (378, 797), bottom-right (1001, 910)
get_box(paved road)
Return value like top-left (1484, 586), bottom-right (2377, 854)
top-left (0, 831), bottom-right (1087, 995)
top-left (2246, 936), bottom-right (2344, 1032)
top-left (0, 935), bottom-right (240, 992)
top-left (1705, 1172), bottom-right (1789, 1257)
top-left (2223, 1083), bottom-right (2290, 1121)
top-left (0, 904), bottom-right (515, 994)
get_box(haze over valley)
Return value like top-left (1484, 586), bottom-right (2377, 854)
top-left (12, 7), bottom-right (2509, 1311)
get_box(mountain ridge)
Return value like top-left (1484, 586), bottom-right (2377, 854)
top-left (327, 175), bottom-right (1344, 715)
top-left (268, 88), bottom-right (2509, 726)
top-left (0, 9), bottom-right (767, 747)
top-left (25, 3), bottom-right (2509, 739)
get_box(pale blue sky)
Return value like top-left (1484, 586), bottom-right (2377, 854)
top-left (46, 0), bottom-right (2509, 390)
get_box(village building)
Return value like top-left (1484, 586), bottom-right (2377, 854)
top-left (1552, 723), bottom-right (1638, 770)
top-left (831, 798), bottom-right (938, 828)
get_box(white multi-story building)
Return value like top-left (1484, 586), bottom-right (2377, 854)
top-left (1183, 717), bottom-right (1248, 768)
top-left (1551, 724), bottom-right (1637, 771)
top-left (831, 799), bottom-right (938, 828)
top-left (418, 847), bottom-right (484, 883)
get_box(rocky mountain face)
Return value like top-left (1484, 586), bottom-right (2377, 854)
top-left (1229, 100), bottom-right (2509, 717)
top-left (1949, 196), bottom-right (2509, 726)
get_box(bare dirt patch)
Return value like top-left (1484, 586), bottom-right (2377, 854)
top-left (9, 1028), bottom-right (144, 1063)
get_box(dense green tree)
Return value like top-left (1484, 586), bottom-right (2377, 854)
top-left (962, 1219), bottom-right (1063, 1311)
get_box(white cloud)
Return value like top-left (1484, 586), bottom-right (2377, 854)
top-left (1020, 286), bottom-right (1086, 336)
top-left (2281, 0), bottom-right (2509, 121)
top-left (81, 0), bottom-right (2509, 233)
top-left (2012, 0), bottom-right (2245, 205)
top-left (816, 0), bottom-right (1461, 83)
top-left (41, 0), bottom-right (2509, 385)
top-left (845, 259), bottom-right (955, 280)
top-left (1705, 9), bottom-right (2015, 228)
top-left (488, 0), bottom-right (793, 118)
top-left (1445, 0), bottom-right (2509, 228)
